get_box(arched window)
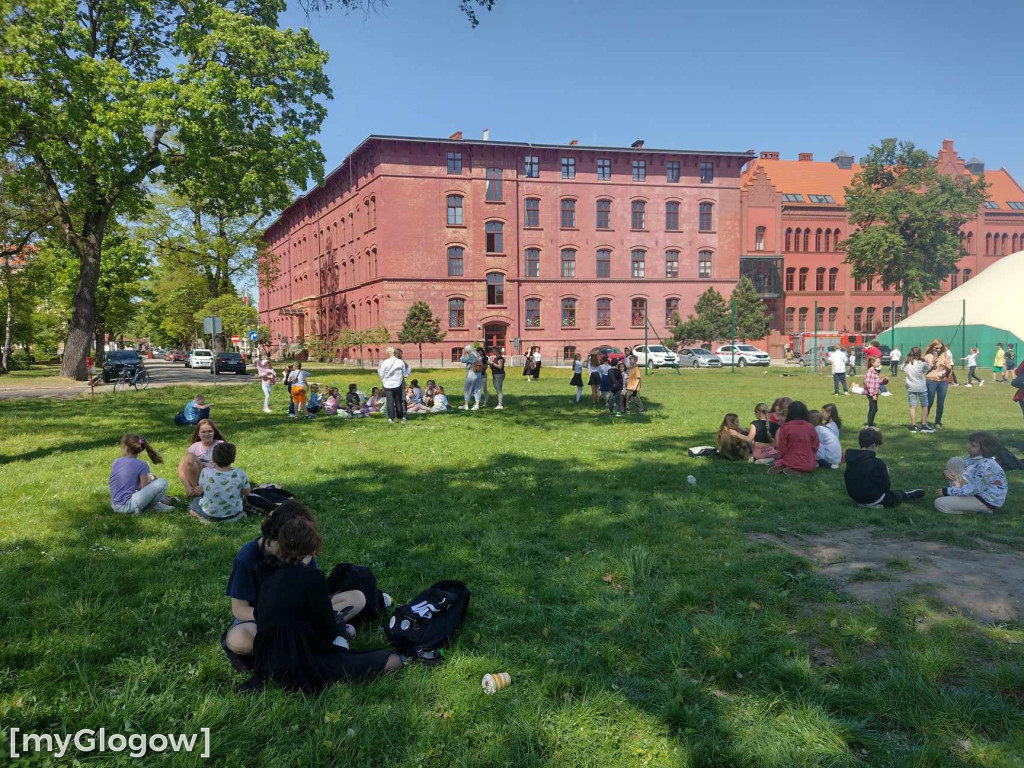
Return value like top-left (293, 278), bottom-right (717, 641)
top-left (596, 249), bottom-right (611, 278)
top-left (865, 307), bottom-right (876, 332)
top-left (524, 198), bottom-right (540, 227)
top-left (815, 228), bottom-right (823, 251)
top-left (828, 267), bottom-right (838, 291)
top-left (985, 233), bottom-right (992, 255)
top-left (699, 202), bottom-right (713, 231)
top-left (785, 307), bottom-right (795, 333)
top-left (665, 250), bottom-right (679, 278)
top-left (596, 298), bottom-right (611, 327)
top-left (561, 298), bottom-right (577, 327)
top-left (883, 307), bottom-right (892, 327)
top-left (665, 201), bottom-right (680, 230)
top-left (798, 267), bottom-right (808, 291)
top-left (785, 267), bottom-right (795, 292)
top-left (631, 249), bottom-right (646, 278)
top-left (1013, 234), bottom-right (1019, 252)
top-left (966, 231), bottom-right (973, 253)
top-left (698, 250), bottom-right (712, 278)
top-left (665, 298), bottom-right (680, 325)
top-left (447, 246), bottom-right (464, 276)
top-left (824, 229), bottom-right (831, 252)
top-left (486, 272), bottom-right (504, 305)
top-left (1002, 233), bottom-right (1009, 254)
top-left (631, 200), bottom-right (646, 229)
top-left (798, 307), bottom-right (808, 332)
top-left (448, 298), bottom-right (465, 327)
top-left (446, 195), bottom-right (463, 226)
top-left (525, 298), bottom-right (541, 327)
top-left (815, 306), bottom-right (824, 331)
top-left (854, 307), bottom-right (863, 332)
top-left (963, 268), bottom-right (972, 281)
top-left (631, 298), bottom-right (647, 326)
top-left (802, 228), bottom-right (810, 251)
top-left (560, 199), bottom-right (576, 228)
top-left (785, 228), bottom-right (792, 251)
top-left (561, 248), bottom-right (576, 278)
top-left (485, 221), bottom-right (504, 253)
top-left (950, 269), bottom-right (959, 290)
top-left (596, 199), bottom-right (611, 229)
top-left (755, 226), bottom-right (766, 251)
top-left (815, 267), bottom-right (825, 291)
top-left (525, 248), bottom-right (540, 277)
top-left (866, 275), bottom-right (874, 292)
top-left (828, 307), bottom-right (838, 331)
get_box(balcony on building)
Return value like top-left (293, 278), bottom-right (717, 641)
top-left (739, 256), bottom-right (784, 298)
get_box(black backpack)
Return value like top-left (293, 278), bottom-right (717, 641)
top-left (384, 580), bottom-right (470, 655)
top-left (244, 484), bottom-right (295, 515)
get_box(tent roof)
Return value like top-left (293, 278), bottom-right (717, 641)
top-left (891, 250), bottom-right (1024, 339)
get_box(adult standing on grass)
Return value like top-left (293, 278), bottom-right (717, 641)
top-left (459, 343), bottom-right (483, 411)
top-left (177, 419), bottom-right (226, 498)
top-left (489, 347), bottom-right (506, 410)
top-left (992, 343), bottom-right (1005, 384)
top-left (831, 346), bottom-right (850, 396)
top-left (923, 339), bottom-right (952, 430)
top-left (289, 363), bottom-right (310, 419)
top-left (377, 347), bottom-right (409, 424)
top-left (256, 358), bottom-right (276, 413)
top-left (902, 347), bottom-right (933, 433)
top-left (532, 346), bottom-right (543, 379)
top-left (477, 346), bottom-right (490, 407)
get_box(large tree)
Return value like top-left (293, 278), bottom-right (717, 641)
top-left (672, 288), bottom-right (730, 348)
top-left (398, 301), bottom-right (445, 367)
top-left (843, 138), bottom-right (987, 315)
top-left (731, 277), bottom-right (772, 341)
top-left (0, 0), bottom-right (330, 378)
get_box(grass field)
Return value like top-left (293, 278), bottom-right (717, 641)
top-left (1, 366), bottom-right (1022, 767)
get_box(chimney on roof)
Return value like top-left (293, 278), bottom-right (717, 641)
top-left (449, 131), bottom-right (463, 140)
top-left (942, 139), bottom-right (955, 151)
top-left (569, 139), bottom-right (578, 146)
top-left (631, 139), bottom-right (644, 149)
top-left (482, 128), bottom-right (489, 141)
top-left (760, 151), bottom-right (779, 160)
top-left (831, 150), bottom-right (854, 170)
top-left (966, 157), bottom-right (985, 175)
top-left (798, 152), bottom-right (814, 162)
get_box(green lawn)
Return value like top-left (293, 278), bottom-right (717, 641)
top-left (0, 363), bottom-right (77, 389)
top-left (1, 367), bottom-right (1022, 767)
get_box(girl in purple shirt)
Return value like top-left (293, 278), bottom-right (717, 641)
top-left (109, 435), bottom-right (175, 514)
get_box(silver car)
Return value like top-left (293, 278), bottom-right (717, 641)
top-left (676, 347), bottom-right (723, 368)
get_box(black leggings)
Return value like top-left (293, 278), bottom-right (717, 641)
top-left (867, 396), bottom-right (878, 427)
top-left (384, 386), bottom-right (405, 420)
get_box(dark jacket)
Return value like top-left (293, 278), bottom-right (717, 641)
top-left (844, 448), bottom-right (890, 505)
top-left (608, 367), bottom-right (624, 393)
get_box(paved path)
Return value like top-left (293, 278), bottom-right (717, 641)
top-left (0, 359), bottom-right (256, 401)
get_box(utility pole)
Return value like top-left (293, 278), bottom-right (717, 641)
top-left (730, 300), bottom-right (736, 373)
top-left (813, 300), bottom-right (819, 374)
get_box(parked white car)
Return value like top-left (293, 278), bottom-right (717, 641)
top-left (186, 349), bottom-right (213, 369)
top-left (714, 344), bottom-right (771, 367)
top-left (632, 344), bottom-right (679, 368)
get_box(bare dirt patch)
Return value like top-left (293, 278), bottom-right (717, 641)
top-left (750, 527), bottom-right (1024, 623)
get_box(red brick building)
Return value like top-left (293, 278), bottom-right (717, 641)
top-left (739, 139), bottom-right (1024, 353)
top-left (259, 134), bottom-right (756, 362)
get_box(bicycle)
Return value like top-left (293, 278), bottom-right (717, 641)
top-left (113, 366), bottom-right (150, 393)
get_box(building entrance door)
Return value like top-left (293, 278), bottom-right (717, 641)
top-left (483, 323), bottom-right (507, 352)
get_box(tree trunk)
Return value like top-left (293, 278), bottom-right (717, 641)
top-left (94, 322), bottom-right (106, 366)
top-left (419, 342), bottom-right (424, 368)
top-left (60, 237), bottom-right (102, 379)
top-left (1, 252), bottom-right (12, 375)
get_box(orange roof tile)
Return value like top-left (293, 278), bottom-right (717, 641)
top-left (981, 168), bottom-right (1024, 210)
top-left (742, 158), bottom-right (860, 206)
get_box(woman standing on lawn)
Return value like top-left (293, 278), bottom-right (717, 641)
top-left (256, 358), bottom-right (276, 414)
top-left (923, 339), bottom-right (952, 430)
top-left (177, 419), bottom-right (226, 498)
top-left (489, 347), bottom-right (505, 410)
top-left (109, 434), bottom-right (175, 514)
top-left (459, 344), bottom-right (483, 410)
top-left (377, 347), bottom-right (410, 424)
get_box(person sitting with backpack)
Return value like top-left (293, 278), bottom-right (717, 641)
top-left (174, 394), bottom-right (211, 426)
top-left (244, 510), bottom-right (403, 692)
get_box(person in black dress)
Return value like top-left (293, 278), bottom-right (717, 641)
top-left (250, 514), bottom-right (403, 691)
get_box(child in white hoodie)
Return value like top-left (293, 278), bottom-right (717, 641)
top-left (810, 410), bottom-right (841, 468)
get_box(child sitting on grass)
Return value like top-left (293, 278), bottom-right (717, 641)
top-left (769, 401), bottom-right (818, 475)
top-left (821, 403), bottom-right (842, 440)
top-left (732, 402), bottom-right (780, 464)
top-left (423, 380), bottom-right (437, 407)
top-left (245, 511), bottom-right (403, 692)
top-left (305, 384), bottom-right (322, 418)
top-left (190, 442), bottom-right (249, 523)
top-left (324, 387), bottom-right (340, 416)
top-left (431, 385), bottom-right (449, 412)
top-left (109, 434), bottom-right (175, 514)
top-left (935, 432), bottom-right (1008, 514)
top-left (809, 410), bottom-right (841, 469)
top-left (716, 413), bottom-right (750, 461)
top-left (344, 383), bottom-right (362, 415)
top-left (845, 427), bottom-right (924, 508)
top-left (769, 397), bottom-right (792, 425)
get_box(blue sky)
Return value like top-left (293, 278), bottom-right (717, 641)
top-left (281, 0), bottom-right (1024, 189)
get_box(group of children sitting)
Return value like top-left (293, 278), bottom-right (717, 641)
top-left (300, 380), bottom-right (450, 418)
top-left (714, 398), bottom-right (1009, 513)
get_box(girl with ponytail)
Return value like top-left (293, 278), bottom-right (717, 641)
top-left (109, 434), bottom-right (175, 515)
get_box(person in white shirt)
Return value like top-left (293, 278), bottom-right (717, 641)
top-left (810, 410), bottom-right (842, 468)
top-left (962, 347), bottom-right (983, 387)
top-left (945, 346), bottom-right (959, 386)
top-left (377, 347), bottom-right (410, 423)
top-left (431, 386), bottom-right (450, 412)
top-left (831, 347), bottom-right (850, 395)
top-left (888, 346), bottom-right (902, 377)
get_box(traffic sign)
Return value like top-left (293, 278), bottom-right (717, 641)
top-left (231, 335), bottom-right (240, 344)
top-left (248, 331), bottom-right (259, 341)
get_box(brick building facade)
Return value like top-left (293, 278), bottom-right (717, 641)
top-left (259, 134), bottom-right (755, 362)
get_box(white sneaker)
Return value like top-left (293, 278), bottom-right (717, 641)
top-left (401, 418), bottom-right (407, 423)
top-left (495, 404), bottom-right (503, 410)
top-left (965, 383), bottom-right (973, 388)
top-left (979, 381), bottom-right (984, 387)
top-left (471, 404), bottom-right (480, 411)
top-left (388, 419), bottom-right (394, 423)
top-left (880, 391), bottom-right (892, 397)
top-left (459, 405), bottom-right (469, 410)
top-left (263, 407), bottom-right (272, 413)
top-left (843, 392), bottom-right (850, 396)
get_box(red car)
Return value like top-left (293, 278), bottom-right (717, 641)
top-left (588, 345), bottom-right (625, 364)
top-left (166, 350), bottom-right (186, 362)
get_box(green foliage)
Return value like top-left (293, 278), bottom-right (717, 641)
top-left (398, 301), bottom-right (446, 366)
top-left (0, 370), bottom-right (1021, 766)
top-left (731, 277), bottom-right (771, 341)
top-left (194, 294), bottom-right (259, 347)
top-left (672, 287), bottom-right (731, 347)
top-left (298, 0), bottom-right (496, 27)
top-left (843, 138), bottom-right (987, 313)
top-left (0, 0), bottom-right (331, 376)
